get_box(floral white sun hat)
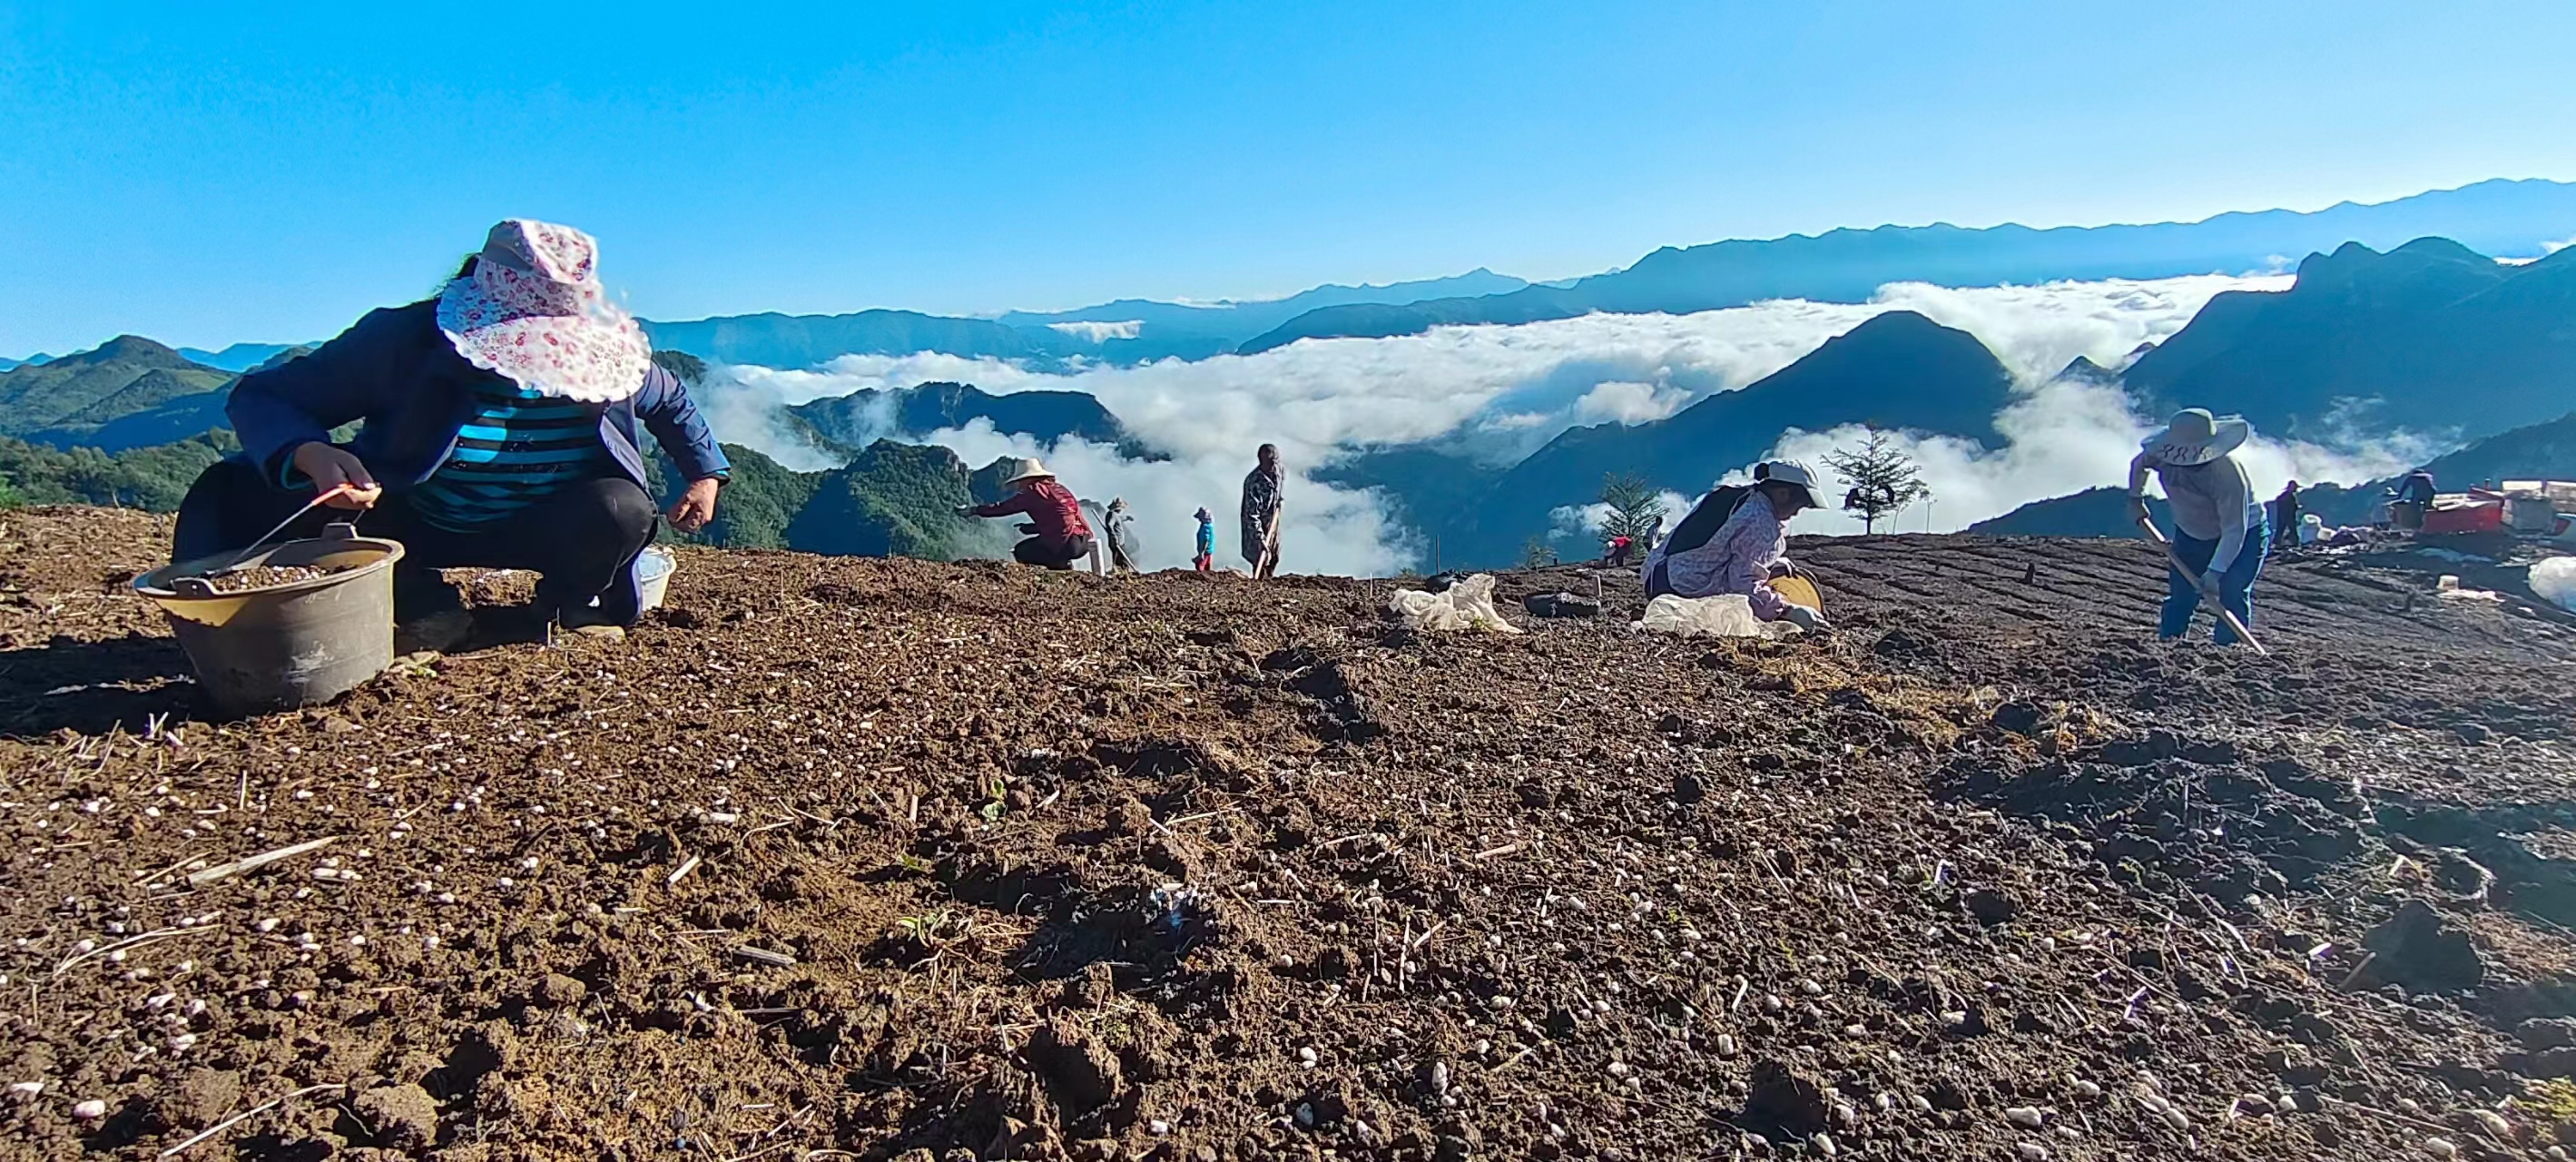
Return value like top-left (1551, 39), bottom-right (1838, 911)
top-left (435, 220), bottom-right (652, 403)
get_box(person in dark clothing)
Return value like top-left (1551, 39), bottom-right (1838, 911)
top-left (172, 219), bottom-right (730, 649)
top-left (1241, 443), bottom-right (1284, 579)
top-left (2388, 469), bottom-right (2438, 530)
top-left (961, 458), bottom-right (1094, 569)
top-left (2270, 480), bottom-right (2300, 555)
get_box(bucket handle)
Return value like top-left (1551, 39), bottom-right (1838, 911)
top-left (208, 483), bottom-right (355, 576)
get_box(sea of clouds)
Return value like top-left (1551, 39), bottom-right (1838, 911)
top-left (685, 271), bottom-right (2433, 575)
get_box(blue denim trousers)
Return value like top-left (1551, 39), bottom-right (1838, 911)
top-left (2160, 520), bottom-right (2268, 644)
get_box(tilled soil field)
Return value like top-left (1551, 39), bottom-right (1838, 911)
top-left (6, 505), bottom-right (2576, 1162)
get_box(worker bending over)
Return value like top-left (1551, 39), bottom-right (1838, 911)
top-left (2128, 408), bottom-right (2266, 645)
top-left (960, 458), bottom-right (1095, 569)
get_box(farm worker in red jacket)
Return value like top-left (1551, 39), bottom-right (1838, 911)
top-left (959, 458), bottom-right (1095, 569)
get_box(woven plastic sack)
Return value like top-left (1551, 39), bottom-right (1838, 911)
top-left (2533, 556), bottom-right (2576, 612)
top-left (1636, 593), bottom-right (1801, 639)
top-left (1388, 573), bottom-right (1522, 634)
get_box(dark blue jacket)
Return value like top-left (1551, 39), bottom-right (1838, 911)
top-left (227, 299), bottom-right (729, 612)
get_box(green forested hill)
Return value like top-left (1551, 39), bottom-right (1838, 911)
top-left (0, 337), bottom-right (231, 444)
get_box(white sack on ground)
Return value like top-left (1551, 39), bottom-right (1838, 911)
top-left (1388, 574), bottom-right (1522, 635)
top-left (1636, 594), bottom-right (1801, 639)
top-left (2532, 557), bottom-right (2576, 612)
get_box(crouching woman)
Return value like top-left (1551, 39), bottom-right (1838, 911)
top-left (959, 458), bottom-right (1095, 569)
top-left (1641, 460), bottom-right (1829, 632)
top-left (172, 220), bottom-right (729, 647)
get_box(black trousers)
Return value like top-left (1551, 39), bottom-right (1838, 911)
top-left (173, 457), bottom-right (658, 623)
top-left (1013, 534), bottom-right (1095, 570)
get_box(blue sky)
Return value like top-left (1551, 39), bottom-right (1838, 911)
top-left (3, 0), bottom-right (2573, 355)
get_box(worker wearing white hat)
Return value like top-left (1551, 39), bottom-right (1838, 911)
top-left (1644, 460), bottom-right (1829, 632)
top-left (2128, 408), bottom-right (2267, 645)
top-left (959, 458), bottom-right (1096, 569)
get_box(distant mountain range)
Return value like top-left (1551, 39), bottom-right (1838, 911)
top-left (614, 178), bottom-right (2576, 372)
top-left (1239, 178), bottom-right (2576, 353)
top-left (2123, 237), bottom-right (2576, 443)
top-left (637, 269), bottom-right (1531, 370)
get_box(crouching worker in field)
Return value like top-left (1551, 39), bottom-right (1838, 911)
top-left (172, 219), bottom-right (730, 650)
top-left (959, 459), bottom-right (1095, 570)
top-left (1641, 460), bottom-right (1829, 633)
top-left (2128, 408), bottom-right (2266, 645)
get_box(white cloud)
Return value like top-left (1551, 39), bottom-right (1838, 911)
top-left (1045, 320), bottom-right (1143, 341)
top-left (1575, 380), bottom-right (1693, 425)
top-left (685, 271), bottom-right (2376, 568)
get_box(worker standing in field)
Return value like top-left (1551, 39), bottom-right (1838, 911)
top-left (959, 459), bottom-right (1095, 570)
top-left (1193, 507), bottom-right (1216, 571)
top-left (1241, 443), bottom-right (1284, 579)
top-left (1102, 497), bottom-right (1140, 572)
top-left (2127, 408), bottom-right (2266, 645)
top-left (2270, 480), bottom-right (2300, 556)
top-left (1643, 460), bottom-right (1829, 632)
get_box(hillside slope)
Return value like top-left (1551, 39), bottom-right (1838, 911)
top-left (5, 508), bottom-right (2576, 1158)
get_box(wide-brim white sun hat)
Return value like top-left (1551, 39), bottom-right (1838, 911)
top-left (435, 219), bottom-right (652, 404)
top-left (1001, 458), bottom-right (1058, 488)
top-left (2140, 408), bottom-right (2250, 467)
top-left (1760, 460), bottom-right (1825, 510)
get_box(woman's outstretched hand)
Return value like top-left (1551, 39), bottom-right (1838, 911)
top-left (668, 477), bottom-right (722, 533)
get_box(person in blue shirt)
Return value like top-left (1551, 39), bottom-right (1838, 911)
top-left (172, 220), bottom-right (730, 649)
top-left (1193, 507), bottom-right (1216, 571)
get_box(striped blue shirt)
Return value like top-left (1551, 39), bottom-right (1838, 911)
top-left (409, 379), bottom-right (609, 531)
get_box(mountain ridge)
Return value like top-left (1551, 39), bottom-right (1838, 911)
top-left (1239, 178), bottom-right (2576, 353)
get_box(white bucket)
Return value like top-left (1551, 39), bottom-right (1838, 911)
top-left (637, 546), bottom-right (677, 611)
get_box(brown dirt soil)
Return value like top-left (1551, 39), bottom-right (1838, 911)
top-left (7, 505), bottom-right (2576, 1161)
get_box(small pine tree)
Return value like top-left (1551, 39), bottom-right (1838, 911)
top-left (1822, 425), bottom-right (1930, 535)
top-left (1519, 536), bottom-right (1558, 569)
top-left (1596, 472), bottom-right (1667, 543)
